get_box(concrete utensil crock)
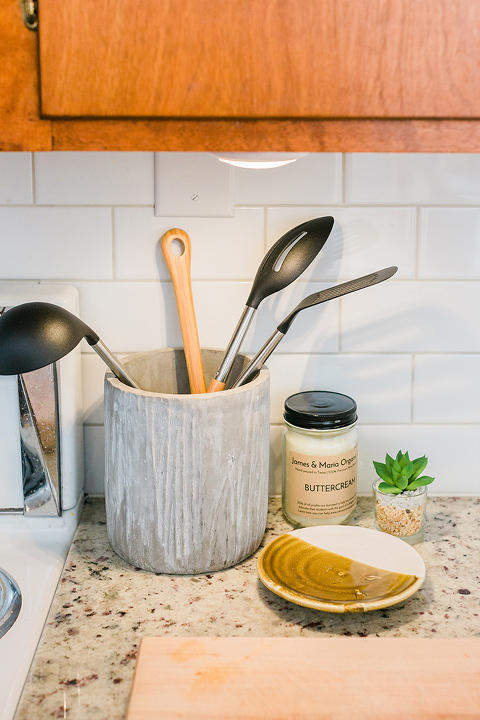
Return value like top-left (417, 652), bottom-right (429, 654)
top-left (104, 348), bottom-right (270, 574)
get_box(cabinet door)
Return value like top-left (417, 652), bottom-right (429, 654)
top-left (38, 0), bottom-right (480, 118)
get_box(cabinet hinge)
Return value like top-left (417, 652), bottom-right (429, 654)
top-left (20, 0), bottom-right (38, 30)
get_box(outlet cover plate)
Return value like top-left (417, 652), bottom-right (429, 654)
top-left (154, 152), bottom-right (235, 217)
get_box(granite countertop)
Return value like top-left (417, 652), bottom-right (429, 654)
top-left (16, 495), bottom-right (480, 720)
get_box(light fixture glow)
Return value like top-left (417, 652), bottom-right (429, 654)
top-left (212, 153), bottom-right (308, 169)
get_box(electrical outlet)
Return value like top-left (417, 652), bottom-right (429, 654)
top-left (154, 152), bottom-right (235, 217)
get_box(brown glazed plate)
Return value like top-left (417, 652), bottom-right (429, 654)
top-left (257, 525), bottom-right (426, 613)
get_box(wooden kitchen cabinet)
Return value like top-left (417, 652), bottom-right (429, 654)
top-left (39, 0), bottom-right (480, 119)
top-left (1, 0), bottom-right (480, 151)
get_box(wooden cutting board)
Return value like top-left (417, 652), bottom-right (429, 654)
top-left (127, 636), bottom-right (480, 719)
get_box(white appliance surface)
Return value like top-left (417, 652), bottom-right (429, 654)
top-left (0, 283), bottom-right (84, 720)
top-left (0, 506), bottom-right (82, 720)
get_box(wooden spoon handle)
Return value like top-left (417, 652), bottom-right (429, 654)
top-left (161, 228), bottom-right (206, 394)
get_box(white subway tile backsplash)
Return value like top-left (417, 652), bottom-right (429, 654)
top-left (266, 207), bottom-right (416, 280)
top-left (270, 423), bottom-right (480, 496)
top-left (191, 282), bottom-right (257, 352)
top-left (77, 279), bottom-right (339, 426)
top-left (77, 280), bottom-right (262, 354)
top-left (269, 425), bottom-right (284, 496)
top-left (413, 355), bottom-right (480, 423)
top-left (356, 425), bottom-right (480, 495)
top-left (114, 207), bottom-right (265, 280)
top-left (345, 153), bottom-right (480, 205)
top-left (34, 152), bottom-right (154, 205)
top-left (0, 152), bottom-right (33, 204)
top-left (342, 281), bottom-right (480, 353)
top-left (235, 153), bottom-right (342, 206)
top-left (228, 421), bottom-right (480, 497)
top-left (83, 425), bottom-right (106, 495)
top-left (0, 207), bottom-right (113, 279)
top-left (1, 151), bottom-right (479, 496)
top-left (241, 280), bottom-right (340, 356)
top-left (181, 280), bottom-right (339, 355)
top-left (267, 353), bottom-right (412, 425)
top-left (419, 208), bottom-right (480, 279)
top-left (154, 153), bottom-right (234, 217)
top-left (82, 354), bottom-right (107, 425)
top-left (77, 281), bottom-right (174, 352)
top-left (84, 419), bottom-right (480, 497)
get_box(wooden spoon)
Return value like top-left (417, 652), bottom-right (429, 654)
top-left (161, 228), bottom-right (206, 394)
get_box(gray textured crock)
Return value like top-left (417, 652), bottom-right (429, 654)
top-left (104, 348), bottom-right (270, 574)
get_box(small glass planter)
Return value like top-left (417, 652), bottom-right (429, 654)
top-left (372, 479), bottom-right (427, 544)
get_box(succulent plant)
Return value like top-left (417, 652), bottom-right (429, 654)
top-left (373, 451), bottom-right (435, 495)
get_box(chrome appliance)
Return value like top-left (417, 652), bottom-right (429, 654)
top-left (0, 283), bottom-right (84, 720)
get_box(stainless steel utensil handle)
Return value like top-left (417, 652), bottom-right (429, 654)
top-left (230, 329), bottom-right (285, 388)
top-left (212, 305), bottom-right (256, 384)
top-left (93, 340), bottom-right (140, 389)
top-left (231, 265), bottom-right (398, 388)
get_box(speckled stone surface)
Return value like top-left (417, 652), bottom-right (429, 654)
top-left (15, 496), bottom-right (480, 720)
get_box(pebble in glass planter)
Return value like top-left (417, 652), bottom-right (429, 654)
top-left (373, 481), bottom-right (427, 543)
top-left (372, 451), bottom-right (434, 545)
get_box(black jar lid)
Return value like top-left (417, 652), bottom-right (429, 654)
top-left (284, 391), bottom-right (357, 430)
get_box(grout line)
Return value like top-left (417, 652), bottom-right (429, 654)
top-left (153, 152), bottom-right (158, 213)
top-left (0, 202), bottom-right (479, 210)
top-left (338, 297), bottom-right (343, 352)
top-left (341, 153), bottom-right (346, 204)
top-left (80, 348), bottom-right (480, 357)
top-left (286, 351), bottom-right (480, 356)
top-left (235, 202), bottom-right (480, 210)
top-left (263, 206), bottom-right (268, 253)
top-left (410, 354), bottom-right (416, 422)
top-left (82, 418), bottom-right (480, 428)
top-left (270, 422), bottom-right (480, 427)
top-left (270, 421), bottom-right (480, 427)
top-left (0, 204), bottom-right (155, 209)
top-left (31, 153), bottom-right (36, 205)
top-left (111, 208), bottom-right (116, 279)
top-left (415, 207), bottom-right (420, 279)
top-left (4, 277), bottom-right (479, 284)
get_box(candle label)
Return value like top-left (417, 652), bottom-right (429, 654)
top-left (285, 447), bottom-right (357, 518)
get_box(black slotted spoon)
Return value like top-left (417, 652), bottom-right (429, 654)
top-left (207, 216), bottom-right (334, 391)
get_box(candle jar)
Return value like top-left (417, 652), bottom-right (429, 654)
top-left (373, 479), bottom-right (427, 544)
top-left (282, 391), bottom-right (358, 528)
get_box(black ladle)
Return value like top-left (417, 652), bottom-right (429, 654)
top-left (0, 302), bottom-right (140, 389)
top-left (207, 216), bottom-right (334, 391)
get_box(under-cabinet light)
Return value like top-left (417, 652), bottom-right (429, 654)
top-left (212, 153), bottom-right (308, 169)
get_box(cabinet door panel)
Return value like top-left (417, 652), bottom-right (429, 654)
top-left (38, 0), bottom-right (480, 118)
